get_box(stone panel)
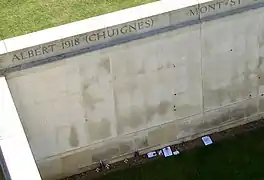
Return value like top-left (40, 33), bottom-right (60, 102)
top-left (91, 142), bottom-right (120, 163)
top-left (111, 25), bottom-right (202, 135)
top-left (202, 9), bottom-right (261, 111)
top-left (37, 158), bottom-right (62, 180)
top-left (60, 149), bottom-right (92, 176)
top-left (3, 1), bottom-right (264, 180)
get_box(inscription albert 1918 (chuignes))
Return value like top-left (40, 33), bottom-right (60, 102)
top-left (12, 18), bottom-right (154, 62)
top-left (189, 0), bottom-right (241, 16)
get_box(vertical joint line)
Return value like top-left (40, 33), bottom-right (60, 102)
top-left (257, 14), bottom-right (262, 115)
top-left (198, 1), bottom-right (205, 116)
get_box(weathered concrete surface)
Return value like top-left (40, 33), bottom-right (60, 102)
top-left (1, 0), bottom-right (264, 179)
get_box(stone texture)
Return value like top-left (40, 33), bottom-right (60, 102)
top-left (2, 1), bottom-right (264, 179)
top-left (60, 149), bottom-right (92, 176)
top-left (202, 8), bottom-right (260, 111)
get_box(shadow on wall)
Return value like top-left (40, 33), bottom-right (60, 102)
top-left (0, 167), bottom-right (4, 180)
top-left (0, 147), bottom-right (10, 180)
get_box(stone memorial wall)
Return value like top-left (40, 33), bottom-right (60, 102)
top-left (1, 0), bottom-right (264, 179)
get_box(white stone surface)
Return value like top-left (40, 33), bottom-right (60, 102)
top-left (202, 8), bottom-right (261, 111)
top-left (1, 0), bottom-right (264, 179)
top-left (0, 41), bottom-right (8, 72)
top-left (0, 41), bottom-right (6, 55)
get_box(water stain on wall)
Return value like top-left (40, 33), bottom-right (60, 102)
top-left (119, 141), bottom-right (134, 154)
top-left (229, 107), bottom-right (245, 121)
top-left (116, 107), bottom-right (145, 134)
top-left (256, 56), bottom-right (264, 85)
top-left (81, 82), bottom-right (103, 111)
top-left (60, 149), bottom-right (92, 174)
top-left (147, 128), bottom-right (164, 146)
top-left (157, 101), bottom-right (170, 115)
top-left (200, 103), bottom-right (256, 131)
top-left (172, 104), bottom-right (200, 117)
top-left (259, 98), bottom-right (264, 112)
top-left (134, 136), bottom-right (148, 149)
top-left (138, 67), bottom-right (145, 74)
top-left (201, 109), bottom-right (230, 130)
top-left (115, 99), bottom-right (199, 135)
top-left (204, 64), bottom-right (257, 110)
top-left (98, 58), bottom-right (111, 74)
top-left (69, 126), bottom-right (79, 147)
top-left (145, 100), bottom-right (170, 122)
top-left (204, 85), bottom-right (253, 108)
top-left (92, 146), bottom-right (120, 163)
top-left (116, 80), bottom-right (138, 94)
top-left (244, 103), bottom-right (258, 117)
top-left (146, 106), bottom-right (156, 122)
top-left (147, 122), bottom-right (178, 146)
top-left (85, 118), bottom-right (111, 142)
top-left (163, 122), bottom-right (178, 142)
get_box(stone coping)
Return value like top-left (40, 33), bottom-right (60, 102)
top-left (0, 0), bottom-right (263, 74)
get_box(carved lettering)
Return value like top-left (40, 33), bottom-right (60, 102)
top-left (107, 28), bottom-right (116, 37)
top-left (200, 6), bottom-right (208, 13)
top-left (190, 8), bottom-right (199, 16)
top-left (189, 0), bottom-right (241, 16)
top-left (97, 31), bottom-right (106, 40)
top-left (138, 21), bottom-right (145, 29)
top-left (120, 25), bottom-right (129, 34)
top-left (62, 38), bottom-right (80, 49)
top-left (21, 53), bottom-right (27, 60)
top-left (129, 24), bottom-right (137, 32)
top-left (42, 46), bottom-right (49, 54)
top-left (48, 44), bottom-right (56, 52)
top-left (12, 54), bottom-right (20, 61)
top-left (12, 18), bottom-right (154, 63)
top-left (216, 1), bottom-right (225, 9)
top-left (230, 0), bottom-right (236, 5)
top-left (28, 50), bottom-right (34, 58)
top-left (208, 4), bottom-right (216, 11)
top-left (87, 34), bottom-right (96, 42)
top-left (12, 44), bottom-right (56, 62)
top-left (85, 18), bottom-right (154, 43)
top-left (34, 47), bottom-right (42, 56)
top-left (145, 18), bottom-right (153, 28)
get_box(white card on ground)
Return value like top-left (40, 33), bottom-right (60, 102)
top-left (202, 136), bottom-right (213, 146)
top-left (162, 147), bottom-right (173, 157)
top-left (173, 150), bottom-right (180, 156)
top-left (147, 151), bottom-right (157, 158)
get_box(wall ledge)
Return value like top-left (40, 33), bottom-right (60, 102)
top-left (0, 0), bottom-right (263, 75)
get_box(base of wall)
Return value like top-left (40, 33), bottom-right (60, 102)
top-left (37, 113), bottom-right (264, 180)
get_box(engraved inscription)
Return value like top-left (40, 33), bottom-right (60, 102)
top-left (61, 38), bottom-right (80, 49)
top-left (189, 0), bottom-right (241, 16)
top-left (12, 18), bottom-right (154, 62)
top-left (85, 19), bottom-right (153, 43)
top-left (12, 44), bottom-right (56, 61)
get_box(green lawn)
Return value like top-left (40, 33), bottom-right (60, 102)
top-left (0, 0), bottom-right (157, 39)
top-left (99, 127), bottom-right (264, 180)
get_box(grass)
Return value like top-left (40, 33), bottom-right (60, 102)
top-left (98, 127), bottom-right (264, 180)
top-left (0, 0), bottom-right (157, 39)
